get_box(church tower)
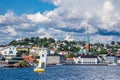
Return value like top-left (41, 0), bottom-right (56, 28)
top-left (85, 27), bottom-right (90, 52)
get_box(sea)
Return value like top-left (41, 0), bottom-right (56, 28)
top-left (0, 65), bottom-right (120, 80)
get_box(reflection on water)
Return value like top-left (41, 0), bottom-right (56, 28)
top-left (0, 65), bottom-right (120, 80)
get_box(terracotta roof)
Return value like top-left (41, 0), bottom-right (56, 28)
top-left (22, 55), bottom-right (36, 62)
top-left (66, 58), bottom-right (74, 60)
top-left (115, 54), bottom-right (120, 57)
top-left (0, 51), bottom-right (2, 54)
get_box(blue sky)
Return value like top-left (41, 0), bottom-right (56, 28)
top-left (0, 0), bottom-right (120, 44)
top-left (0, 0), bottom-right (56, 15)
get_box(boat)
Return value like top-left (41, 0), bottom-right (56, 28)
top-left (34, 48), bottom-right (47, 72)
top-left (107, 63), bottom-right (117, 66)
top-left (34, 67), bottom-right (45, 72)
top-left (56, 63), bottom-right (63, 66)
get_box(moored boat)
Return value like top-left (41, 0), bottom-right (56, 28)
top-left (107, 63), bottom-right (117, 66)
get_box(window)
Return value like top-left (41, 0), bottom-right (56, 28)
top-left (4, 51), bottom-right (6, 54)
top-left (9, 51), bottom-right (13, 54)
top-left (42, 54), bottom-right (44, 57)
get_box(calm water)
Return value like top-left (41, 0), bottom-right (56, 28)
top-left (0, 65), bottom-right (120, 80)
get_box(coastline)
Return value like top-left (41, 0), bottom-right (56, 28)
top-left (64, 64), bottom-right (108, 66)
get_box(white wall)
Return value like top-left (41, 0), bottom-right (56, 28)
top-left (47, 56), bottom-right (60, 65)
top-left (81, 58), bottom-right (98, 64)
top-left (1, 46), bottom-right (17, 56)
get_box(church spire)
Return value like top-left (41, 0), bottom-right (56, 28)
top-left (85, 27), bottom-right (90, 52)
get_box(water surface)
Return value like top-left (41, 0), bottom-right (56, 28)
top-left (0, 65), bottom-right (120, 80)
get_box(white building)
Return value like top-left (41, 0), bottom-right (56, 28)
top-left (105, 55), bottom-right (117, 64)
top-left (80, 55), bottom-right (98, 64)
top-left (59, 51), bottom-right (71, 55)
top-left (50, 49), bottom-right (56, 54)
top-left (0, 46), bottom-right (17, 57)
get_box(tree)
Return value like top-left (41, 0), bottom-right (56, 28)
top-left (48, 38), bottom-right (55, 43)
top-left (30, 37), bottom-right (35, 43)
top-left (97, 49), bottom-right (108, 55)
top-left (111, 41), bottom-right (115, 45)
top-left (117, 41), bottom-right (120, 45)
top-left (9, 40), bottom-right (17, 46)
top-left (65, 54), bottom-right (76, 58)
top-left (24, 38), bottom-right (29, 42)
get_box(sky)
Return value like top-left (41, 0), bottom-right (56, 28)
top-left (0, 0), bottom-right (120, 44)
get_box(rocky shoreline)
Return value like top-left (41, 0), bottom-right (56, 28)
top-left (5, 60), bottom-right (31, 68)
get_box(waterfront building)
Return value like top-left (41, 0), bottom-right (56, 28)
top-left (0, 46), bottom-right (24, 64)
top-left (115, 54), bottom-right (120, 64)
top-left (105, 54), bottom-right (117, 64)
top-left (77, 28), bottom-right (98, 64)
top-left (0, 46), bottom-right (17, 57)
top-left (80, 55), bottom-right (98, 64)
top-left (47, 55), bottom-right (65, 65)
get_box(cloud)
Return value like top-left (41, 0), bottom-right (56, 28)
top-left (98, 0), bottom-right (120, 33)
top-left (90, 35), bottom-right (120, 44)
top-left (26, 12), bottom-right (51, 24)
top-left (0, 0), bottom-right (120, 44)
top-left (64, 34), bottom-right (74, 41)
top-left (2, 26), bottom-right (17, 36)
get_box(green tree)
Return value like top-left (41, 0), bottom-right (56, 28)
top-left (97, 49), bottom-right (108, 55)
top-left (111, 41), bottom-right (115, 45)
top-left (48, 38), bottom-right (55, 43)
top-left (9, 40), bottom-right (17, 46)
top-left (65, 54), bottom-right (76, 58)
top-left (24, 38), bottom-right (29, 42)
top-left (30, 37), bottom-right (35, 43)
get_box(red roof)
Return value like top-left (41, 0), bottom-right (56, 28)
top-left (115, 54), bottom-right (120, 57)
top-left (0, 51), bottom-right (2, 54)
top-left (66, 58), bottom-right (74, 60)
top-left (22, 55), bottom-right (36, 62)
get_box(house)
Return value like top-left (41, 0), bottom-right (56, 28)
top-left (47, 55), bottom-right (65, 65)
top-left (50, 48), bottom-right (56, 54)
top-left (0, 46), bottom-right (25, 64)
top-left (29, 47), bottom-right (39, 56)
top-left (105, 54), bottom-right (117, 64)
top-left (0, 46), bottom-right (17, 57)
top-left (115, 54), bottom-right (120, 64)
top-left (59, 51), bottom-right (71, 55)
top-left (77, 47), bottom-right (98, 64)
top-left (80, 55), bottom-right (98, 64)
top-left (0, 51), bottom-right (2, 60)
top-left (22, 55), bottom-right (36, 62)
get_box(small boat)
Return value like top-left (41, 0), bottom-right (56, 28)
top-left (34, 48), bottom-right (47, 73)
top-left (56, 63), bottom-right (63, 66)
top-left (107, 63), bottom-right (117, 66)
